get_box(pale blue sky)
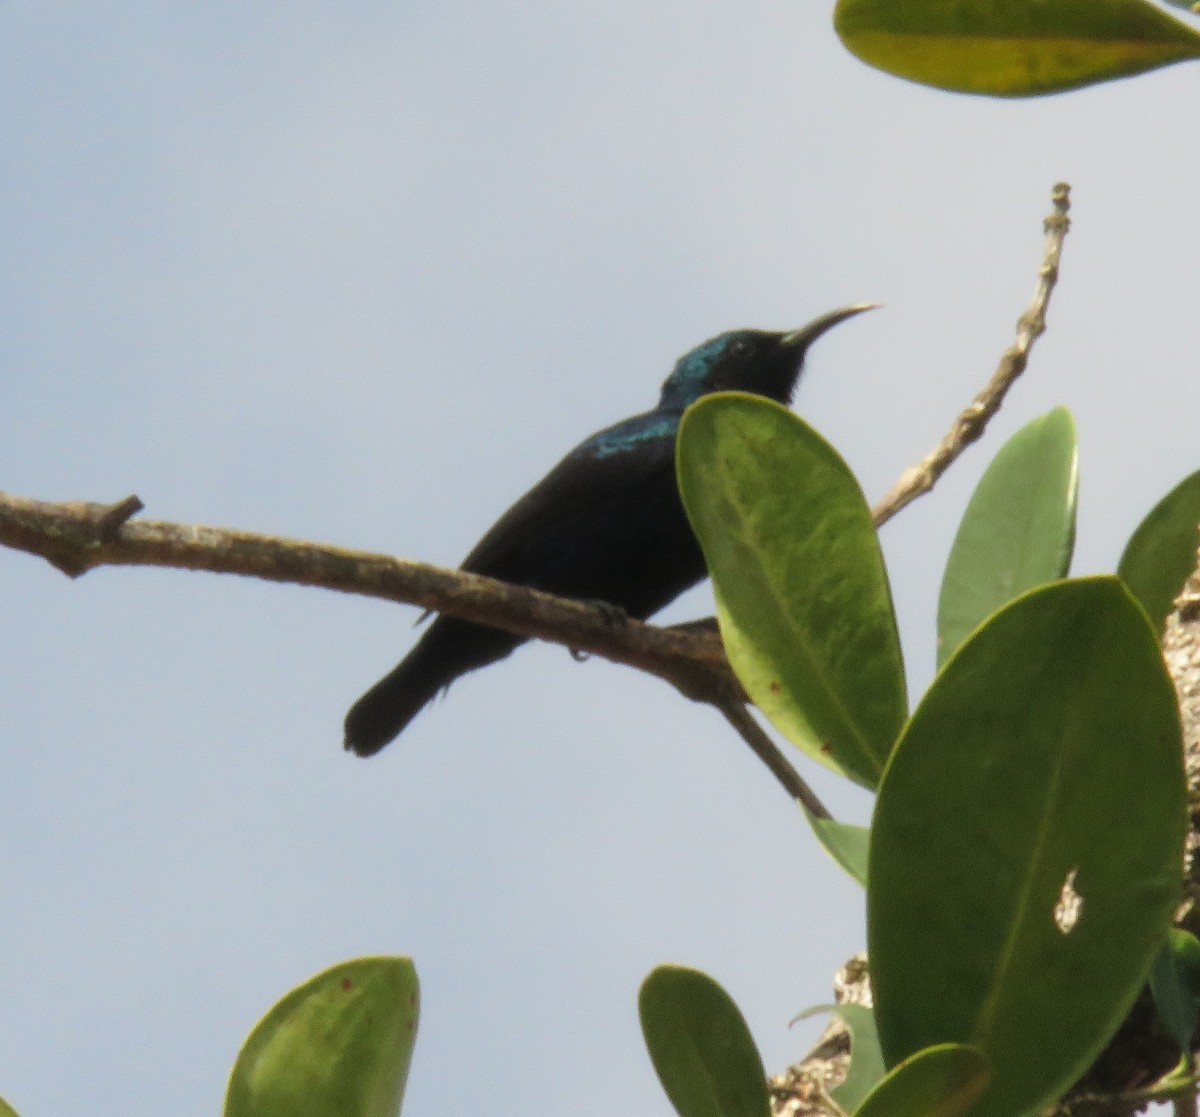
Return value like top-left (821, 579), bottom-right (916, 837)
top-left (3, 5), bottom-right (1199, 1115)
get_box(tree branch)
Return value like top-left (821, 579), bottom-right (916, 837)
top-left (0, 488), bottom-right (742, 705)
top-left (871, 182), bottom-right (1072, 527)
top-left (0, 488), bottom-right (835, 807)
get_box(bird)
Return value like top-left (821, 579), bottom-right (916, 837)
top-left (344, 304), bottom-right (874, 756)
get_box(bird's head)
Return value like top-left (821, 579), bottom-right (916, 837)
top-left (657, 304), bottom-right (877, 412)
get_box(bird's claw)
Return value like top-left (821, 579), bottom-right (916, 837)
top-left (569, 601), bottom-right (627, 662)
top-left (583, 599), bottom-right (629, 627)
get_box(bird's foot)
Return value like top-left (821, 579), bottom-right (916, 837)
top-left (568, 599), bottom-right (629, 661)
top-left (583, 598), bottom-right (629, 627)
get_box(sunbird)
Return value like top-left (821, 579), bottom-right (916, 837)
top-left (345, 305), bottom-right (873, 756)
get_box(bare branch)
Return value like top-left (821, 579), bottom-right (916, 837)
top-left (2, 488), bottom-right (844, 806)
top-left (871, 182), bottom-right (1072, 527)
top-left (0, 487), bottom-right (747, 704)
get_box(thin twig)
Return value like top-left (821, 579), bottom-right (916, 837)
top-left (717, 699), bottom-right (831, 818)
top-left (871, 182), bottom-right (1072, 527)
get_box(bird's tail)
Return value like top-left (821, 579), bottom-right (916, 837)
top-left (344, 616), bottom-right (523, 757)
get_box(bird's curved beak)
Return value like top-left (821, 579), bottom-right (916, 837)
top-left (781, 302), bottom-right (880, 350)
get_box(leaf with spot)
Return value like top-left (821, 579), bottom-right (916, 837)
top-left (870, 577), bottom-right (1185, 1117)
top-left (225, 956), bottom-right (419, 1117)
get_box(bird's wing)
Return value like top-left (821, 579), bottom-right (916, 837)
top-left (458, 415), bottom-right (677, 583)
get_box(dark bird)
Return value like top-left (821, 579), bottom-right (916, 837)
top-left (344, 305), bottom-right (873, 756)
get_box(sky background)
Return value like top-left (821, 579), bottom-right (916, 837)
top-left (3, 4), bottom-right (1200, 1116)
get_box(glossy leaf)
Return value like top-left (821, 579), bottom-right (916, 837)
top-left (1118, 468), bottom-right (1200, 638)
top-left (870, 577), bottom-right (1186, 1117)
top-left (1151, 929), bottom-right (1200, 1051)
top-left (225, 956), bottom-right (419, 1117)
top-left (853, 1044), bottom-right (989, 1117)
top-left (806, 815), bottom-right (870, 887)
top-left (794, 1003), bottom-right (887, 1111)
top-left (0, 1097), bottom-right (18, 1117)
top-left (677, 393), bottom-right (906, 789)
top-left (639, 965), bottom-right (770, 1117)
top-left (835, 0), bottom-right (1200, 96)
top-left (938, 407), bottom-right (1078, 667)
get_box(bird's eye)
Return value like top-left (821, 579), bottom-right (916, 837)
top-left (728, 337), bottom-right (755, 360)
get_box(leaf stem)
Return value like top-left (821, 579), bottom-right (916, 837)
top-left (717, 699), bottom-right (832, 818)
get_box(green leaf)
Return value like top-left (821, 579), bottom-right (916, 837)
top-left (677, 393), bottom-right (906, 789)
top-left (225, 956), bottom-right (419, 1117)
top-left (0, 1096), bottom-right (19, 1117)
top-left (830, 1004), bottom-right (887, 1111)
top-left (794, 1003), bottom-right (887, 1111)
top-left (1151, 929), bottom-right (1200, 1051)
top-left (834, 0), bottom-right (1200, 96)
top-left (938, 407), bottom-right (1078, 667)
top-left (853, 1044), bottom-right (990, 1117)
top-left (869, 577), bottom-right (1186, 1117)
top-left (639, 965), bottom-right (770, 1117)
top-left (1118, 469), bottom-right (1200, 638)
top-left (806, 815), bottom-right (870, 887)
